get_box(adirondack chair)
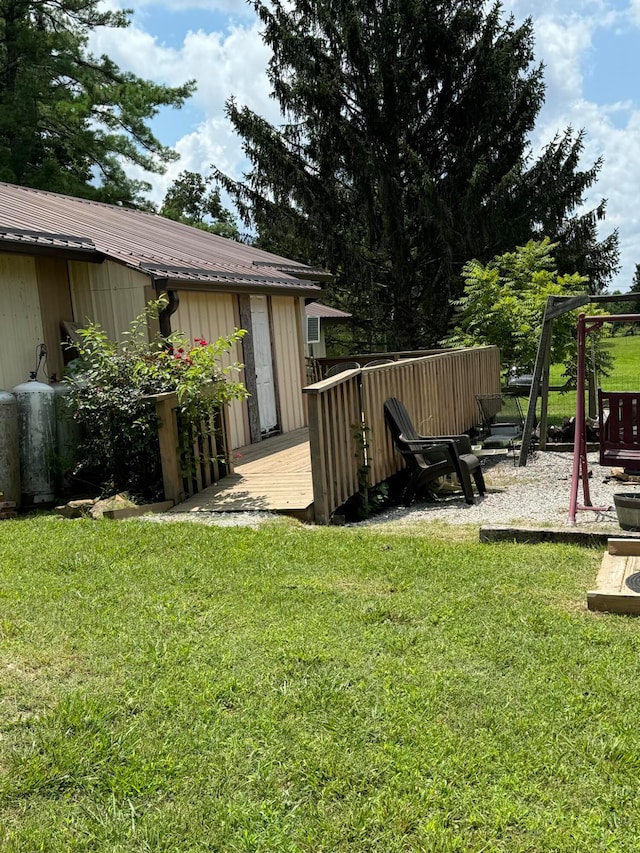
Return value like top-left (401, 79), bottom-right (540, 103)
top-left (599, 390), bottom-right (640, 471)
top-left (384, 397), bottom-right (486, 505)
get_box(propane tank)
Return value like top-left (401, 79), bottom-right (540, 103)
top-left (13, 376), bottom-right (56, 506)
top-left (51, 376), bottom-right (80, 493)
top-left (0, 391), bottom-right (20, 506)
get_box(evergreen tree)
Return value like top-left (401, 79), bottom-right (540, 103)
top-left (630, 264), bottom-right (640, 313)
top-left (216, 0), bottom-right (618, 348)
top-left (160, 171), bottom-right (240, 240)
top-left (499, 129), bottom-right (619, 295)
top-left (0, 1), bottom-right (195, 205)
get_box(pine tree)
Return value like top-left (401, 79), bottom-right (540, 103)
top-left (216, 0), bottom-right (618, 348)
top-left (498, 130), bottom-right (619, 295)
top-left (0, 0), bottom-right (195, 205)
top-left (160, 171), bottom-right (240, 240)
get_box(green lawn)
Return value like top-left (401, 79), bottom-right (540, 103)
top-left (546, 334), bottom-right (640, 420)
top-left (1, 518), bottom-right (640, 850)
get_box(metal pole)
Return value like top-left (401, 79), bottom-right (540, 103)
top-left (519, 296), bottom-right (555, 465)
top-left (568, 313), bottom-right (587, 524)
top-left (538, 328), bottom-right (553, 450)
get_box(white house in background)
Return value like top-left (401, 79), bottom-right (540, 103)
top-left (0, 182), bottom-right (334, 449)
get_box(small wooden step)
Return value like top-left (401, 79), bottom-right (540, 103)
top-left (587, 538), bottom-right (640, 614)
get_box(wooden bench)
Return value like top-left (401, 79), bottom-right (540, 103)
top-left (599, 390), bottom-right (640, 470)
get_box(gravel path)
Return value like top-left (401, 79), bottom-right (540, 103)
top-left (134, 449), bottom-right (640, 532)
top-left (356, 450), bottom-right (637, 531)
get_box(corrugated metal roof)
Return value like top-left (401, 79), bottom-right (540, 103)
top-left (254, 261), bottom-right (334, 282)
top-left (0, 183), bottom-right (323, 295)
top-left (305, 301), bottom-right (351, 320)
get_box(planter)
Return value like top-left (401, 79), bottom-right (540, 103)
top-left (613, 492), bottom-right (640, 531)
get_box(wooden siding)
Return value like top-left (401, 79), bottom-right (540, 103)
top-left (172, 290), bottom-right (249, 450)
top-left (271, 296), bottom-right (307, 432)
top-left (68, 260), bottom-right (147, 339)
top-left (35, 257), bottom-right (73, 380)
top-left (0, 253), bottom-right (45, 389)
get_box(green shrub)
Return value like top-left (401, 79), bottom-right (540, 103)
top-left (67, 297), bottom-right (247, 500)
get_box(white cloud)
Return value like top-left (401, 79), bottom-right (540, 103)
top-left (89, 15), bottom-right (276, 209)
top-left (87, 17), bottom-right (276, 168)
top-left (89, 19), bottom-right (273, 117)
top-left (144, 117), bottom-right (254, 207)
top-left (534, 15), bottom-right (593, 104)
top-left (512, 0), bottom-right (640, 289)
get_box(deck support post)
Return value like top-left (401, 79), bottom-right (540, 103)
top-left (154, 392), bottom-right (184, 506)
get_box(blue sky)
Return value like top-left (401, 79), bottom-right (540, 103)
top-left (93, 0), bottom-right (640, 292)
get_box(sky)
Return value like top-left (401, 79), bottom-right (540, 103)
top-left (91, 0), bottom-right (640, 292)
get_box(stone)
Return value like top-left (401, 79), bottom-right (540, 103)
top-left (55, 498), bottom-right (95, 519)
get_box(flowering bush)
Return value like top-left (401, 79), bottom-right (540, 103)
top-left (67, 296), bottom-right (247, 500)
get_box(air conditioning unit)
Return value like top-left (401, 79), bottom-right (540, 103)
top-left (306, 315), bottom-right (321, 344)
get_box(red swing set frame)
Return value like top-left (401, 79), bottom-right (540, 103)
top-left (568, 311), bottom-right (640, 525)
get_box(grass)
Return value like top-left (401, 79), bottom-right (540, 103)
top-left (1, 517), bottom-right (640, 850)
top-left (546, 334), bottom-right (640, 420)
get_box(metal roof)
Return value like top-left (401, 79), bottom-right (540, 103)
top-left (305, 301), bottom-right (351, 320)
top-left (0, 183), bottom-right (323, 295)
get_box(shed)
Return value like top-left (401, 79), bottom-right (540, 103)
top-left (304, 301), bottom-right (352, 359)
top-left (0, 182), bottom-right (329, 449)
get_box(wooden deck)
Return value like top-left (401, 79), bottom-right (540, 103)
top-left (169, 428), bottom-right (314, 520)
top-left (588, 538), bottom-right (640, 614)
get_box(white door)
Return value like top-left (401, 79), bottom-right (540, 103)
top-left (250, 295), bottom-right (278, 433)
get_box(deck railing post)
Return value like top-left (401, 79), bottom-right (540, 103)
top-left (152, 391), bottom-right (184, 506)
top-left (305, 388), bottom-right (330, 524)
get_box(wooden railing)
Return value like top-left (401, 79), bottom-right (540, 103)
top-left (151, 391), bottom-right (233, 506)
top-left (304, 347), bottom-right (500, 523)
top-left (315, 350), bottom-right (450, 377)
top-left (303, 369), bottom-right (363, 523)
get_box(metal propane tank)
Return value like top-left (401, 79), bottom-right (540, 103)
top-left (0, 390), bottom-right (20, 506)
top-left (13, 376), bottom-right (56, 506)
top-left (51, 377), bottom-right (81, 492)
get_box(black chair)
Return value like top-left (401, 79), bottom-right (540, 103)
top-left (384, 397), bottom-right (486, 505)
top-left (475, 394), bottom-right (529, 461)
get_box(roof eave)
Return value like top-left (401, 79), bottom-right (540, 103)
top-left (251, 261), bottom-right (334, 283)
top-left (0, 238), bottom-right (105, 264)
top-left (153, 277), bottom-right (322, 297)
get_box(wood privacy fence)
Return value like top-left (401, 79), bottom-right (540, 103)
top-left (303, 347), bottom-right (500, 523)
top-left (150, 391), bottom-right (232, 506)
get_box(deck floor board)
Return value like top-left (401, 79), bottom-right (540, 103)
top-left (170, 428), bottom-right (314, 519)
